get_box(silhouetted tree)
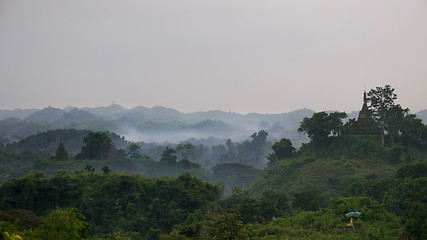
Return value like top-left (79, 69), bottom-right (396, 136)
top-left (267, 138), bottom-right (295, 166)
top-left (298, 111), bottom-right (347, 142)
top-left (127, 143), bottom-right (142, 158)
top-left (77, 132), bottom-right (113, 160)
top-left (367, 85), bottom-right (408, 146)
top-left (160, 147), bottom-right (177, 166)
top-left (101, 165), bottom-right (111, 175)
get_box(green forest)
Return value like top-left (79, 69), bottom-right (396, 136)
top-left (0, 85), bottom-right (426, 239)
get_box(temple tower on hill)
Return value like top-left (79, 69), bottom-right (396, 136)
top-left (354, 90), bottom-right (380, 135)
top-left (358, 91), bottom-right (370, 121)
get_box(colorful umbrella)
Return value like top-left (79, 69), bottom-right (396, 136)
top-left (346, 211), bottom-right (361, 217)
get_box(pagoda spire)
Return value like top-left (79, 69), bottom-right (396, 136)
top-left (358, 91), bottom-right (369, 121)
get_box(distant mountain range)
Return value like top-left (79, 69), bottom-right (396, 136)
top-left (0, 104), bottom-right (426, 146)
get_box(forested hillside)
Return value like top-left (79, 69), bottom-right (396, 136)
top-left (0, 160), bottom-right (425, 239)
top-left (0, 85), bottom-right (426, 239)
top-left (0, 129), bottom-right (266, 195)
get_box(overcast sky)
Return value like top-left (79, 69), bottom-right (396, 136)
top-left (1, 0), bottom-right (426, 114)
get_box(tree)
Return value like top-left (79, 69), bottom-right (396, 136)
top-left (55, 138), bottom-right (69, 161)
top-left (101, 165), bottom-right (111, 175)
top-left (175, 143), bottom-right (195, 160)
top-left (298, 111), bottom-right (347, 142)
top-left (84, 164), bottom-right (95, 173)
top-left (267, 138), bottom-right (295, 166)
top-left (400, 192), bottom-right (427, 240)
top-left (250, 130), bottom-right (268, 150)
top-left (78, 131), bottom-right (113, 160)
top-left (258, 190), bottom-right (288, 220)
top-left (367, 85), bottom-right (409, 146)
top-left (160, 147), bottom-right (177, 166)
top-left (400, 114), bottom-right (425, 152)
top-left (221, 139), bottom-right (237, 163)
top-left (127, 143), bottom-right (142, 158)
top-left (42, 208), bottom-right (88, 240)
top-left (209, 213), bottom-right (249, 239)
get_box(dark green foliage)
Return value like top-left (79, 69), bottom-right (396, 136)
top-left (77, 131), bottom-right (113, 160)
top-left (101, 165), bottom-right (111, 175)
top-left (267, 138), bottom-right (295, 166)
top-left (367, 85), bottom-right (412, 146)
top-left (0, 171), bottom-right (222, 238)
top-left (292, 189), bottom-right (327, 211)
top-left (84, 164), bottom-right (95, 173)
top-left (1, 129), bottom-right (130, 162)
top-left (221, 188), bottom-right (259, 223)
top-left (343, 175), bottom-right (393, 201)
top-left (248, 197), bottom-right (399, 239)
top-left (298, 135), bottom-right (385, 159)
top-left (0, 209), bottom-right (43, 230)
top-left (163, 196), bottom-right (401, 240)
top-left (172, 214), bottom-right (201, 238)
top-left (400, 114), bottom-right (426, 151)
top-left (328, 197), bottom-right (391, 222)
top-left (247, 153), bottom-right (401, 201)
top-left (399, 192), bottom-right (427, 240)
top-left (209, 213), bottom-right (249, 239)
top-left (220, 188), bottom-right (288, 224)
top-left (299, 85), bottom-right (425, 158)
top-left (396, 160), bottom-right (427, 179)
top-left (0, 151), bottom-right (44, 182)
top-left (383, 160), bottom-right (427, 216)
top-left (3, 160), bottom-right (427, 239)
top-left (298, 111), bottom-right (347, 143)
top-left (259, 190), bottom-right (288, 217)
top-left (387, 143), bottom-right (405, 163)
top-left (421, 126), bottom-right (427, 151)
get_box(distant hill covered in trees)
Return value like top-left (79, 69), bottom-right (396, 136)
top-left (0, 105), bottom-right (314, 148)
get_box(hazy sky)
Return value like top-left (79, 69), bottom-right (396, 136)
top-left (1, 0), bottom-right (426, 114)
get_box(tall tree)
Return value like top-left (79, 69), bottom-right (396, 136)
top-left (221, 139), bottom-right (237, 163)
top-left (127, 143), bottom-right (142, 158)
top-left (367, 85), bottom-right (408, 146)
top-left (160, 147), bottom-right (177, 166)
top-left (78, 132), bottom-right (113, 160)
top-left (240, 130), bottom-right (270, 168)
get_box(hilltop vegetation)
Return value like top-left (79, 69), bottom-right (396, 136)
top-left (249, 85), bottom-right (426, 200)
